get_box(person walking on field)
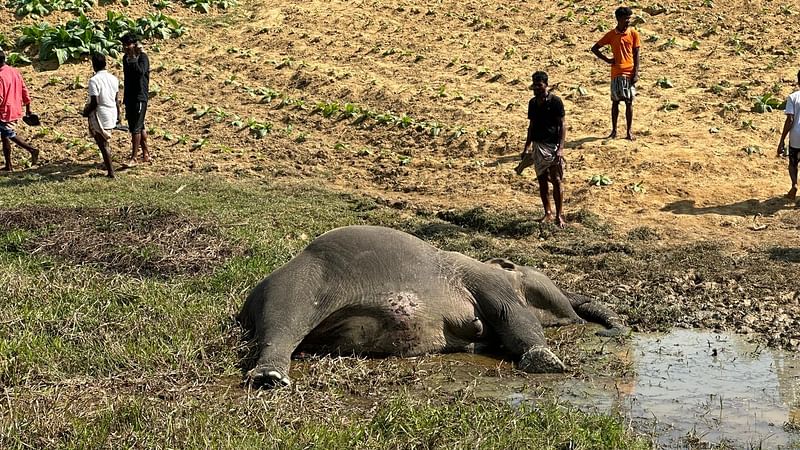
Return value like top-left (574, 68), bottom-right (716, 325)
top-left (82, 53), bottom-right (120, 178)
top-left (514, 71), bottom-right (567, 228)
top-left (0, 49), bottom-right (39, 171)
top-left (777, 69), bottom-right (800, 201)
top-left (591, 6), bottom-right (641, 140)
top-left (120, 33), bottom-right (151, 165)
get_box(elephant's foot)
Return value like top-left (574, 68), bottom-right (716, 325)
top-left (246, 365), bottom-right (291, 389)
top-left (518, 346), bottom-right (566, 373)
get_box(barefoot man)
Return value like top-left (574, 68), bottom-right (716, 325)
top-left (515, 71), bottom-right (567, 228)
top-left (591, 6), bottom-right (640, 140)
top-left (0, 49), bottom-right (39, 171)
top-left (120, 33), bottom-right (151, 165)
top-left (777, 69), bottom-right (800, 200)
top-left (82, 53), bottom-right (120, 178)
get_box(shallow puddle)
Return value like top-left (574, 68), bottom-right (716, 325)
top-left (506, 329), bottom-right (800, 448)
top-left (621, 329), bottom-right (800, 448)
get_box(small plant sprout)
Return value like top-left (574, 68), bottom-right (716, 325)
top-left (743, 145), bottom-right (762, 156)
top-left (334, 142), bottom-right (348, 151)
top-left (191, 138), bottom-right (208, 150)
top-left (660, 102), bottom-right (679, 111)
top-left (448, 126), bottom-right (467, 142)
top-left (659, 37), bottom-right (677, 50)
top-left (688, 40), bottom-right (700, 50)
top-left (398, 155), bottom-right (412, 166)
top-left (656, 77), bottom-right (674, 88)
top-left (752, 93), bottom-right (783, 113)
top-left (476, 127), bottom-right (492, 138)
top-left (590, 174), bottom-right (613, 186)
top-left (397, 114), bottom-right (413, 129)
top-left (629, 181), bottom-right (646, 193)
top-left (340, 103), bottom-right (361, 119)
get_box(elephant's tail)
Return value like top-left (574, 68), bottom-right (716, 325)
top-left (567, 292), bottom-right (629, 337)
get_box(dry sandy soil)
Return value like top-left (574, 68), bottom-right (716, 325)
top-left (2, 0), bottom-right (799, 244)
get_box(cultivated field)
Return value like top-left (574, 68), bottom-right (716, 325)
top-left (1, 0), bottom-right (799, 447)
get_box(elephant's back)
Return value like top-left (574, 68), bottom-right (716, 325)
top-left (302, 225), bottom-right (443, 278)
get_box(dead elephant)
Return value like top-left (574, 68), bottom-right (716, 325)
top-left (239, 225), bottom-right (626, 387)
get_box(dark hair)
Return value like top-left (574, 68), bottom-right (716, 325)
top-left (91, 52), bottom-right (106, 71)
top-left (0, 49), bottom-right (5, 66)
top-left (532, 71), bottom-right (548, 85)
top-left (797, 69), bottom-right (800, 84)
top-left (120, 33), bottom-right (139, 45)
top-left (615, 6), bottom-right (633, 18)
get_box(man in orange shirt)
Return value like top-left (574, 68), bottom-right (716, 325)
top-left (0, 49), bottom-right (39, 171)
top-left (591, 6), bottom-right (641, 140)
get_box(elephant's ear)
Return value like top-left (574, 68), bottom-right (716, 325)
top-left (485, 258), bottom-right (517, 271)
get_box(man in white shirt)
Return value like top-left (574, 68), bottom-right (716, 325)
top-left (82, 53), bottom-right (120, 178)
top-left (778, 69), bottom-right (800, 200)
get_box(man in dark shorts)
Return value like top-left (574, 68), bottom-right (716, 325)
top-left (591, 6), bottom-right (641, 140)
top-left (777, 69), bottom-right (800, 200)
top-left (515, 71), bottom-right (567, 228)
top-left (0, 49), bottom-right (40, 171)
top-left (121, 34), bottom-right (151, 165)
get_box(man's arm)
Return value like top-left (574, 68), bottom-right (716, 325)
top-left (591, 43), bottom-right (614, 64)
top-left (21, 78), bottom-right (32, 115)
top-left (524, 122), bottom-right (534, 154)
top-left (631, 47), bottom-right (640, 85)
top-left (115, 92), bottom-right (121, 124)
top-left (557, 116), bottom-right (566, 158)
top-left (778, 114), bottom-right (793, 156)
top-left (82, 95), bottom-right (99, 117)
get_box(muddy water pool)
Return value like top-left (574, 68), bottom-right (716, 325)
top-left (434, 330), bottom-right (800, 448)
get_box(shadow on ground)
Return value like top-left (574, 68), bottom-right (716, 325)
top-left (767, 247), bottom-right (800, 263)
top-left (0, 160), bottom-right (98, 187)
top-left (661, 198), bottom-right (797, 217)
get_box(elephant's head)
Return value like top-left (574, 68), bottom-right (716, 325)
top-left (484, 257), bottom-right (543, 302)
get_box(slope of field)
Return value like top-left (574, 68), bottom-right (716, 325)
top-left (1, 0), bottom-right (798, 245)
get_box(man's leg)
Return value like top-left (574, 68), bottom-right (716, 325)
top-left (787, 148), bottom-right (798, 200)
top-left (1, 136), bottom-right (12, 171)
top-left (93, 134), bottom-right (115, 178)
top-left (537, 174), bottom-right (553, 222)
top-left (549, 167), bottom-right (566, 228)
top-left (10, 136), bottom-right (39, 165)
top-left (625, 101), bottom-right (635, 140)
top-left (130, 132), bottom-right (141, 163)
top-left (140, 128), bottom-right (150, 162)
top-left (609, 101), bottom-right (619, 138)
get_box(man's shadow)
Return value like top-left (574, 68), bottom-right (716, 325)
top-left (661, 198), bottom-right (796, 217)
top-left (0, 160), bottom-right (98, 187)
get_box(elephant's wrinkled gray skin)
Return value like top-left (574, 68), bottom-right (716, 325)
top-left (239, 225), bottom-right (626, 388)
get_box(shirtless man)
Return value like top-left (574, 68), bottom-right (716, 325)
top-left (591, 6), bottom-right (641, 140)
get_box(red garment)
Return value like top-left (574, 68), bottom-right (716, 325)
top-left (0, 65), bottom-right (31, 122)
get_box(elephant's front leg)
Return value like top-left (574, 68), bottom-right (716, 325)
top-left (243, 280), bottom-right (329, 388)
top-left (503, 310), bottom-right (567, 373)
top-left (472, 279), bottom-right (566, 373)
top-left (247, 322), bottom-right (304, 388)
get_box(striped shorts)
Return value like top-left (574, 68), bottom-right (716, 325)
top-left (611, 76), bottom-right (636, 103)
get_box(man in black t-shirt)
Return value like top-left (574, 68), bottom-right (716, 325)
top-left (121, 33), bottom-right (151, 165)
top-left (514, 71), bottom-right (567, 228)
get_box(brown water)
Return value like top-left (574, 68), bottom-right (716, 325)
top-left (429, 330), bottom-right (800, 448)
